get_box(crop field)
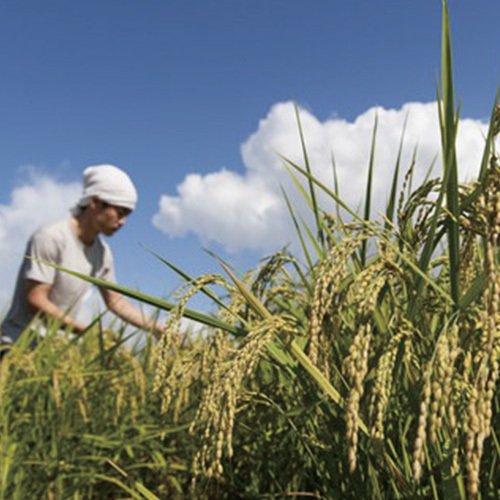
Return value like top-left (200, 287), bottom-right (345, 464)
top-left (0, 3), bottom-right (498, 499)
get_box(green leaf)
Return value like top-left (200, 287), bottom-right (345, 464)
top-left (91, 474), bottom-right (146, 499)
top-left (294, 102), bottom-right (324, 248)
top-left (440, 0), bottom-right (461, 306)
top-left (143, 246), bottom-right (251, 330)
top-left (282, 155), bottom-right (364, 224)
top-left (362, 112), bottom-right (378, 265)
top-left (281, 187), bottom-right (315, 272)
top-left (331, 152), bottom-right (344, 226)
top-left (459, 272), bottom-right (487, 309)
top-left (385, 112), bottom-right (408, 228)
top-left (37, 260), bottom-right (246, 337)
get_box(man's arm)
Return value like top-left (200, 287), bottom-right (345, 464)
top-left (100, 287), bottom-right (164, 339)
top-left (26, 280), bottom-right (87, 334)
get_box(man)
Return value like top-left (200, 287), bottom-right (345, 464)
top-left (1, 164), bottom-right (163, 346)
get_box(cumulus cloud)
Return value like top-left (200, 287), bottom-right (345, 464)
top-left (153, 101), bottom-right (489, 252)
top-left (0, 172), bottom-right (81, 313)
top-left (153, 170), bottom-right (287, 252)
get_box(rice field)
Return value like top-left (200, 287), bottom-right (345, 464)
top-left (1, 3), bottom-right (498, 499)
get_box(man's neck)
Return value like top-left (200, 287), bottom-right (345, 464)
top-left (72, 212), bottom-right (98, 246)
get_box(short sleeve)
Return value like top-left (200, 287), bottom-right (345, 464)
top-left (23, 229), bottom-right (60, 284)
top-left (99, 242), bottom-right (116, 283)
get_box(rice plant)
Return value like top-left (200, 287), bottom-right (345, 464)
top-left (149, 2), bottom-right (499, 496)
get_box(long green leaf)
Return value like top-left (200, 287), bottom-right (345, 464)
top-left (361, 113), bottom-right (378, 265)
top-left (385, 112), bottom-right (408, 228)
top-left (281, 186), bottom-right (315, 271)
top-left (294, 103), bottom-right (324, 248)
top-left (300, 213), bottom-right (324, 260)
top-left (142, 246), bottom-right (252, 330)
top-left (133, 482), bottom-right (162, 500)
top-left (459, 271), bottom-right (487, 309)
top-left (459, 89), bottom-right (500, 212)
top-left (331, 151), bottom-right (345, 228)
top-left (440, 0), bottom-right (460, 306)
top-left (93, 467), bottom-right (161, 500)
top-left (284, 163), bottom-right (338, 255)
top-left (39, 260), bottom-right (246, 337)
top-left (289, 258), bottom-right (313, 296)
top-left (282, 155), bottom-right (364, 224)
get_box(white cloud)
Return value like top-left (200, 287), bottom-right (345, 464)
top-left (153, 101), bottom-right (489, 252)
top-left (0, 172), bottom-right (81, 314)
top-left (152, 170), bottom-right (287, 252)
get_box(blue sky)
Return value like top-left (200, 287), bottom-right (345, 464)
top-left (0, 1), bottom-right (498, 319)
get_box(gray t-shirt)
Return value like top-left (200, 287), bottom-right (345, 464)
top-left (1, 218), bottom-right (115, 341)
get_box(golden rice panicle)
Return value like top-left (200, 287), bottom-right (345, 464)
top-left (346, 258), bottom-right (386, 315)
top-left (441, 323), bottom-right (460, 429)
top-left (343, 320), bottom-right (372, 473)
top-left (413, 180), bottom-right (442, 240)
top-left (250, 251), bottom-right (292, 301)
top-left (396, 156), bottom-right (417, 223)
top-left (153, 274), bottom-right (224, 402)
top-left (152, 323), bottom-right (178, 397)
top-left (118, 348), bottom-right (147, 423)
top-left (480, 154), bottom-right (499, 353)
top-left (51, 369), bottom-right (62, 409)
top-left (159, 338), bottom-right (214, 421)
top-left (492, 103), bottom-right (500, 137)
top-left (170, 347), bottom-right (205, 423)
top-left (465, 381), bottom-right (491, 499)
top-left (191, 316), bottom-right (292, 481)
top-left (459, 232), bottom-right (481, 291)
top-left (218, 266), bottom-right (264, 326)
top-left (369, 327), bottom-right (408, 441)
top-left (192, 325), bottom-right (270, 478)
top-left (131, 354), bottom-right (147, 410)
top-left (341, 248), bottom-right (393, 472)
top-left (152, 276), bottom-right (227, 428)
top-left (218, 283), bottom-right (245, 325)
top-left (465, 158), bottom-right (499, 499)
top-left (308, 233), bottom-right (364, 367)
top-left (428, 323), bottom-right (459, 444)
top-left (189, 331), bottom-right (229, 434)
top-left (412, 363), bottom-right (432, 482)
top-left (398, 178), bottom-right (441, 248)
top-left (237, 258), bottom-right (289, 319)
top-left (63, 346), bottom-right (90, 423)
top-left (262, 256), bottom-right (304, 314)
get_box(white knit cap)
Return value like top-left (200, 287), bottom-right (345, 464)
top-left (78, 164), bottom-right (138, 211)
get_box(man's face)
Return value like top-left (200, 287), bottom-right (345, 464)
top-left (94, 199), bottom-right (132, 236)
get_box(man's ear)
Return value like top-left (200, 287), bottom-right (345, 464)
top-left (88, 197), bottom-right (101, 210)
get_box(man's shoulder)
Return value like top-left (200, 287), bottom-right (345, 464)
top-left (34, 218), bottom-right (70, 237)
top-left (31, 218), bottom-right (71, 246)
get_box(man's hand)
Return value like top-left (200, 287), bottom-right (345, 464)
top-left (26, 280), bottom-right (87, 333)
top-left (100, 287), bottom-right (165, 339)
